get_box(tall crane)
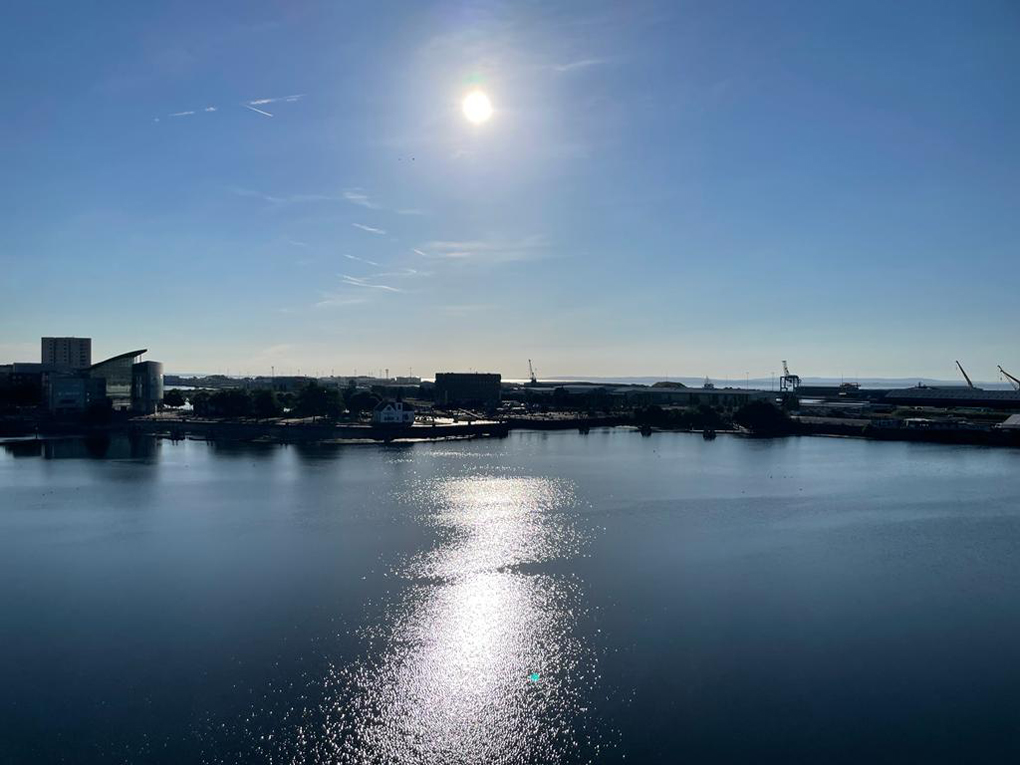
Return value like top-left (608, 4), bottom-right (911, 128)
top-left (955, 360), bottom-right (975, 389)
top-left (998, 365), bottom-right (1020, 391)
top-left (528, 359), bottom-right (538, 386)
top-left (780, 360), bottom-right (801, 392)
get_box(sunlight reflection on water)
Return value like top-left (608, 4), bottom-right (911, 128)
top-left (198, 473), bottom-right (605, 764)
top-left (325, 474), bottom-right (603, 764)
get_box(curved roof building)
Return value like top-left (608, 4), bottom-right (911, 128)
top-left (88, 349), bottom-right (147, 409)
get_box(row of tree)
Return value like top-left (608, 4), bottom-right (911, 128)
top-left (633, 400), bottom-right (796, 435)
top-left (164, 382), bottom-right (383, 420)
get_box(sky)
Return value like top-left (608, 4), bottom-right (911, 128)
top-left (2, 0), bottom-right (1018, 381)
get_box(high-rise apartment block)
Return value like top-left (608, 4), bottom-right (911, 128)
top-left (41, 337), bottom-right (92, 369)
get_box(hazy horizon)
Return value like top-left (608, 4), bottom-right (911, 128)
top-left (3, 1), bottom-right (1018, 378)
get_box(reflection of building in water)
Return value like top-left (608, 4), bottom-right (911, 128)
top-left (2, 435), bottom-right (157, 459)
top-left (2, 439), bottom-right (43, 458)
top-left (41, 434), bottom-right (158, 460)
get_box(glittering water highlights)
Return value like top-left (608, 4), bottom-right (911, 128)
top-left (326, 475), bottom-right (604, 764)
top-left (243, 474), bottom-right (606, 765)
top-left (8, 434), bottom-right (1020, 763)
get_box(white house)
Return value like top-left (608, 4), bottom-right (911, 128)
top-left (372, 400), bottom-right (415, 425)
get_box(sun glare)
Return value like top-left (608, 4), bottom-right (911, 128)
top-left (462, 90), bottom-right (493, 124)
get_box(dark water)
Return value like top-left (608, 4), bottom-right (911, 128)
top-left (2, 431), bottom-right (1020, 764)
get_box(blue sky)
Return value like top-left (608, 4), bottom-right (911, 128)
top-left (2, 1), bottom-right (1018, 380)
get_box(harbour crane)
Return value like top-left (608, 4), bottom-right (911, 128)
top-left (780, 360), bottom-right (801, 392)
top-left (955, 360), bottom-right (975, 389)
top-left (998, 365), bottom-right (1020, 391)
top-left (528, 359), bottom-right (538, 386)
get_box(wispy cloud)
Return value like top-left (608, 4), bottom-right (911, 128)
top-left (340, 274), bottom-right (403, 292)
top-left (252, 343), bottom-right (297, 361)
top-left (157, 94), bottom-right (304, 123)
top-left (415, 236), bottom-right (547, 264)
top-left (352, 223), bottom-right (386, 235)
top-left (343, 189), bottom-right (381, 209)
top-left (230, 187), bottom-right (285, 204)
top-left (287, 193), bottom-right (340, 203)
top-left (550, 57), bottom-right (608, 73)
top-left (247, 94), bottom-right (305, 105)
top-left (343, 253), bottom-right (381, 267)
top-left (343, 188), bottom-right (423, 216)
top-left (441, 303), bottom-right (495, 315)
top-left (230, 188), bottom-right (346, 207)
top-left (374, 267), bottom-right (426, 278)
top-left (314, 294), bottom-right (370, 309)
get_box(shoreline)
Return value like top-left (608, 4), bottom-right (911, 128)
top-left (3, 414), bottom-right (1019, 450)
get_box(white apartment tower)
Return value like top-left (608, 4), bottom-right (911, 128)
top-left (41, 337), bottom-right (92, 369)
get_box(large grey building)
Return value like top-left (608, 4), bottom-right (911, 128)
top-left (41, 337), bottom-right (91, 369)
top-left (434, 372), bottom-right (502, 408)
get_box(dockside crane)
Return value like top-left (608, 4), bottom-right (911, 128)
top-left (955, 360), bottom-right (975, 389)
top-left (998, 365), bottom-right (1020, 391)
top-left (528, 359), bottom-right (538, 386)
top-left (780, 360), bottom-right (801, 392)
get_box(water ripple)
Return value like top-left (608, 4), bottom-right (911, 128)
top-left (202, 474), bottom-right (607, 764)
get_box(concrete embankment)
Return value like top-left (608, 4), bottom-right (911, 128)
top-left (795, 416), bottom-right (1020, 447)
top-left (504, 415), bottom-right (629, 431)
top-left (0, 416), bottom-right (510, 443)
top-left (137, 418), bottom-right (509, 443)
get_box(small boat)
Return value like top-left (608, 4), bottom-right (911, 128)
top-left (702, 428), bottom-right (716, 440)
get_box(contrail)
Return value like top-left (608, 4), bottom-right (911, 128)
top-left (244, 104), bottom-right (274, 117)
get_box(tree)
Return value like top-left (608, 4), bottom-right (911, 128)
top-left (733, 400), bottom-right (794, 435)
top-left (191, 390), bottom-right (212, 417)
top-left (162, 389), bottom-right (186, 409)
top-left (252, 389), bottom-right (282, 419)
top-left (692, 403), bottom-right (726, 430)
top-left (634, 405), bottom-right (667, 427)
top-left (346, 389), bottom-right (380, 416)
top-left (295, 381), bottom-right (342, 419)
top-left (200, 388), bottom-right (253, 418)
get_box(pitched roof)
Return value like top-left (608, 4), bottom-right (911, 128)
top-left (373, 400), bottom-right (414, 412)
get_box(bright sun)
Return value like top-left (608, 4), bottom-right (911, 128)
top-left (462, 90), bottom-right (493, 124)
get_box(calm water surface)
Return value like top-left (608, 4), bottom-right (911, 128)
top-left (2, 431), bottom-right (1020, 763)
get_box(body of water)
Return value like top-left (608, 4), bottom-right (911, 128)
top-left (2, 431), bottom-right (1020, 763)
